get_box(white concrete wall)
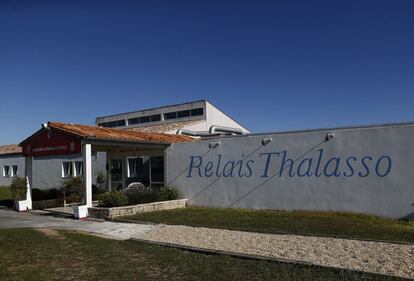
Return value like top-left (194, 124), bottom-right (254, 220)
top-left (32, 152), bottom-right (106, 189)
top-left (0, 154), bottom-right (25, 186)
top-left (166, 123), bottom-right (414, 219)
top-left (205, 101), bottom-right (250, 133)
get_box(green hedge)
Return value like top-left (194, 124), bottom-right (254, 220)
top-left (32, 188), bottom-right (60, 201)
top-left (159, 187), bottom-right (179, 201)
top-left (10, 177), bottom-right (27, 201)
top-left (100, 187), bottom-right (179, 207)
top-left (61, 177), bottom-right (84, 203)
top-left (101, 191), bottom-right (128, 207)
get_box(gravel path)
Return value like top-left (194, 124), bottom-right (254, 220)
top-left (139, 225), bottom-right (414, 279)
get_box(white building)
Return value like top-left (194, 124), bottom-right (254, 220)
top-left (2, 100), bottom-right (249, 191)
top-left (95, 100), bottom-right (250, 135)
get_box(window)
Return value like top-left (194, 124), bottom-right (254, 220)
top-left (164, 112), bottom-right (177, 120)
top-left (191, 108), bottom-right (204, 116)
top-left (177, 110), bottom-right (191, 118)
top-left (107, 121), bottom-right (117, 127)
top-left (150, 156), bottom-right (164, 183)
top-left (128, 157), bottom-right (144, 177)
top-left (128, 117), bottom-right (139, 125)
top-left (150, 114), bottom-right (161, 122)
top-left (62, 162), bottom-right (73, 178)
top-left (98, 122), bottom-right (108, 127)
top-left (3, 166), bottom-right (10, 177)
top-left (117, 120), bottom-right (126, 126)
top-left (164, 108), bottom-right (203, 120)
top-left (129, 114), bottom-right (161, 125)
top-left (11, 165), bottom-right (18, 177)
top-left (106, 120), bottom-right (126, 128)
top-left (139, 116), bottom-right (151, 123)
top-left (75, 161), bottom-right (83, 176)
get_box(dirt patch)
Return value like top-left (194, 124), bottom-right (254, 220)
top-left (36, 228), bottom-right (66, 240)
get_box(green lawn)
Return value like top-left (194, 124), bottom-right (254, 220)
top-left (0, 229), bottom-right (407, 281)
top-left (120, 207), bottom-right (414, 243)
top-left (0, 186), bottom-right (12, 201)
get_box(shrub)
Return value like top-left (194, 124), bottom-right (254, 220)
top-left (92, 184), bottom-right (106, 195)
top-left (32, 188), bottom-right (60, 201)
top-left (125, 189), bottom-right (161, 205)
top-left (95, 171), bottom-right (106, 192)
top-left (61, 177), bottom-right (84, 203)
top-left (159, 186), bottom-right (179, 201)
top-left (10, 177), bottom-right (27, 201)
top-left (101, 191), bottom-right (128, 207)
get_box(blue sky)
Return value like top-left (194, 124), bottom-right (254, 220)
top-left (1, 0), bottom-right (413, 144)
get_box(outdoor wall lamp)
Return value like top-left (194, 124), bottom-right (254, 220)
top-left (42, 123), bottom-right (51, 138)
top-left (261, 137), bottom-right (272, 145)
top-left (209, 141), bottom-right (220, 149)
top-left (325, 133), bottom-right (335, 141)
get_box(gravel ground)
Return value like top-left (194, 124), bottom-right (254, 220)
top-left (1, 209), bottom-right (412, 278)
top-left (139, 225), bottom-right (414, 279)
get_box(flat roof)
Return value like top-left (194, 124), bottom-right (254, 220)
top-left (201, 121), bottom-right (414, 140)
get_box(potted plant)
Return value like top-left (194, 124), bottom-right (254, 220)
top-left (11, 177), bottom-right (28, 211)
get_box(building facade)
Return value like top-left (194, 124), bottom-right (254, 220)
top-left (94, 100), bottom-right (249, 189)
top-left (95, 100), bottom-right (249, 134)
top-left (0, 143), bottom-right (106, 190)
top-left (3, 101), bottom-right (414, 219)
top-left (2, 100), bottom-right (247, 190)
top-left (165, 122), bottom-right (414, 219)
top-left (0, 145), bottom-right (25, 187)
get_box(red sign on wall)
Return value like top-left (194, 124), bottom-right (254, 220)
top-left (22, 128), bottom-right (82, 157)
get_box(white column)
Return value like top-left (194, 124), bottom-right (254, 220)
top-left (83, 143), bottom-right (93, 207)
top-left (149, 157), bottom-right (152, 188)
top-left (123, 156), bottom-right (127, 188)
top-left (107, 153), bottom-right (112, 191)
top-left (25, 156), bottom-right (33, 210)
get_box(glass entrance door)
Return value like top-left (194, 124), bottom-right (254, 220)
top-left (150, 156), bottom-right (164, 187)
top-left (111, 159), bottom-right (124, 190)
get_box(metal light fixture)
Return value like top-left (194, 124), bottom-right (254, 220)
top-left (261, 137), bottom-right (272, 145)
top-left (325, 133), bottom-right (335, 141)
top-left (209, 141), bottom-right (220, 149)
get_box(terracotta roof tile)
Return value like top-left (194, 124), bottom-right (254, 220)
top-left (0, 144), bottom-right (22, 155)
top-left (47, 122), bottom-right (194, 144)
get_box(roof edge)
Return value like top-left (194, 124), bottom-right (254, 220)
top-left (201, 121), bottom-right (414, 140)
